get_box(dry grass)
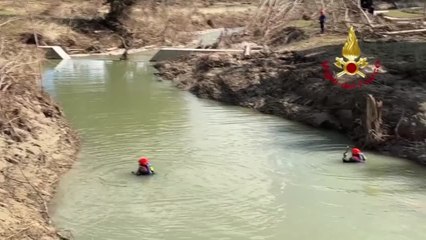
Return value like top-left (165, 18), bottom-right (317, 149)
top-left (0, 0), bottom-right (102, 17)
top-left (1, 0), bottom-right (95, 49)
top-left (0, 0), bottom-right (255, 52)
top-left (197, 5), bottom-right (256, 14)
top-left (0, 38), bottom-right (41, 141)
top-left (384, 9), bottom-right (424, 19)
top-left (287, 20), bottom-right (316, 29)
top-left (0, 17), bottom-right (80, 240)
top-left (1, 18), bottom-right (93, 50)
top-left (1, 0), bottom-right (49, 16)
top-left (0, 15), bottom-right (48, 134)
top-left (0, 41), bottom-right (40, 91)
top-left (39, 0), bottom-right (105, 19)
top-left (128, 7), bottom-right (201, 46)
top-left (125, 5), bottom-right (252, 46)
top-left (279, 34), bottom-right (347, 51)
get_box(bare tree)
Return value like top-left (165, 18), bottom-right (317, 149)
top-left (104, 0), bottom-right (138, 23)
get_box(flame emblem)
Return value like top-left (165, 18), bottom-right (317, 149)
top-left (334, 26), bottom-right (368, 78)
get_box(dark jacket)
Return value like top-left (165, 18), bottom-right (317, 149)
top-left (134, 164), bottom-right (154, 175)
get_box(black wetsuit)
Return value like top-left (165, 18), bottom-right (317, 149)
top-left (134, 165), bottom-right (154, 175)
top-left (342, 153), bottom-right (366, 163)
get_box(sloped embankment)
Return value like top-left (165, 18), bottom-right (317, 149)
top-left (154, 48), bottom-right (426, 164)
top-left (0, 45), bottom-right (79, 239)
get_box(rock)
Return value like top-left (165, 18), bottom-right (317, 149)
top-left (334, 109), bottom-right (353, 129)
top-left (308, 112), bottom-right (341, 129)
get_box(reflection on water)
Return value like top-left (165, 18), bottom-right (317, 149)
top-left (44, 58), bottom-right (426, 240)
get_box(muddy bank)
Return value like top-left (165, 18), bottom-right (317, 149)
top-left (154, 45), bottom-right (426, 165)
top-left (0, 43), bottom-right (79, 239)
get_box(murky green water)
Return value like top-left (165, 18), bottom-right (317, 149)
top-left (43, 56), bottom-right (426, 240)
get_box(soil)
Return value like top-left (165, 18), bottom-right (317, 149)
top-left (153, 44), bottom-right (426, 165)
top-left (0, 42), bottom-right (79, 239)
top-left (0, 97), bottom-right (79, 240)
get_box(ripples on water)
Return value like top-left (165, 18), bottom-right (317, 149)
top-left (44, 59), bottom-right (426, 240)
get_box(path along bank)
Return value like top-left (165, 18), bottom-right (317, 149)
top-left (153, 45), bottom-right (426, 165)
top-left (0, 45), bottom-right (79, 239)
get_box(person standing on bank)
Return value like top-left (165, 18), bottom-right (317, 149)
top-left (319, 10), bottom-right (326, 34)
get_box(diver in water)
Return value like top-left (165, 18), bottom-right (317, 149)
top-left (343, 146), bottom-right (367, 163)
top-left (132, 157), bottom-right (155, 175)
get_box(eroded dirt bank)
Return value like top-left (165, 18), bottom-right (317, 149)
top-left (154, 46), bottom-right (426, 165)
top-left (0, 44), bottom-right (79, 239)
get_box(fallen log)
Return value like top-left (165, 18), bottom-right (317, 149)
top-left (382, 16), bottom-right (424, 21)
top-left (381, 28), bottom-right (426, 35)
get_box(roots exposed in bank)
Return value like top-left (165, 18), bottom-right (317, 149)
top-left (364, 94), bottom-right (386, 146)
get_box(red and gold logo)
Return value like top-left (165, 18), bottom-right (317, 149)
top-left (321, 26), bottom-right (381, 89)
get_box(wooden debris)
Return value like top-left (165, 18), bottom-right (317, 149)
top-left (381, 28), bottom-right (426, 35)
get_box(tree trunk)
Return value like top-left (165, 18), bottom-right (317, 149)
top-left (365, 94), bottom-right (384, 145)
top-left (103, 0), bottom-right (138, 48)
top-left (105, 0), bottom-right (137, 23)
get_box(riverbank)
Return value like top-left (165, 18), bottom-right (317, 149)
top-left (0, 40), bottom-right (80, 239)
top-left (0, 1), bottom-right (254, 238)
top-left (153, 42), bottom-right (426, 165)
top-left (0, 1), bottom-right (424, 238)
top-left (0, 0), bottom-right (255, 55)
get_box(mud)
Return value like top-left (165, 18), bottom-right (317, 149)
top-left (0, 44), bottom-right (79, 239)
top-left (154, 45), bottom-right (426, 165)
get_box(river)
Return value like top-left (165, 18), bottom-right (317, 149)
top-left (43, 55), bottom-right (426, 240)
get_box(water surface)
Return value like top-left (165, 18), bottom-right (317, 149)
top-left (44, 57), bottom-right (426, 240)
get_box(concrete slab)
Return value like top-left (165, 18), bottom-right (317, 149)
top-left (39, 46), bottom-right (71, 60)
top-left (149, 48), bottom-right (259, 62)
